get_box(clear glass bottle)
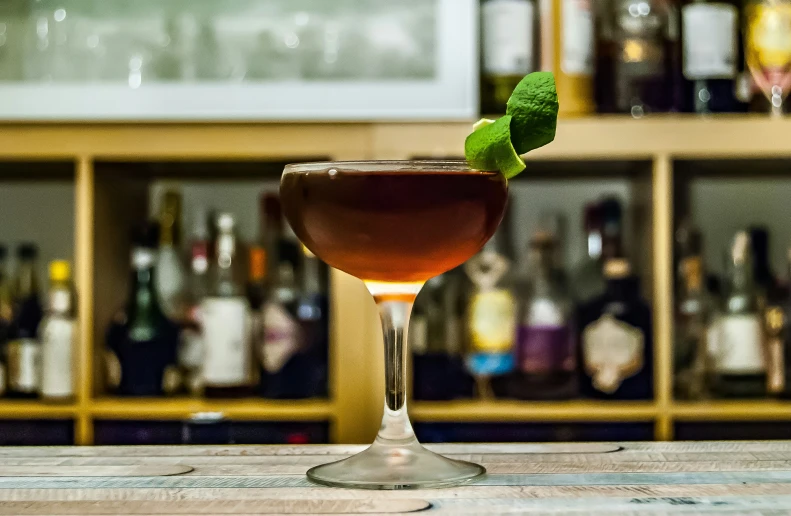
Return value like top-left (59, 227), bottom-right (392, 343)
top-left (480, 0), bottom-right (537, 113)
top-left (201, 214), bottom-right (253, 398)
top-left (573, 202), bottom-right (605, 302)
top-left (39, 260), bottom-right (76, 402)
top-left (155, 189), bottom-right (187, 322)
top-left (710, 231), bottom-right (766, 398)
top-left (512, 231), bottom-right (576, 400)
top-left (6, 243), bottom-right (43, 399)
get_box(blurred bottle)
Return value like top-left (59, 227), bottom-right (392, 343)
top-left (412, 270), bottom-right (472, 400)
top-left (749, 226), bottom-right (777, 301)
top-left (6, 244), bottom-right (43, 399)
top-left (480, 0), bottom-right (537, 113)
top-left (710, 231), bottom-right (766, 398)
top-left (578, 258), bottom-right (654, 399)
top-left (39, 260), bottom-right (76, 402)
top-left (259, 260), bottom-right (300, 398)
top-left (781, 247), bottom-right (791, 398)
top-left (155, 190), bottom-right (187, 322)
top-left (0, 245), bottom-right (11, 396)
top-left (600, 197), bottom-right (624, 261)
top-left (259, 194), bottom-right (284, 290)
top-left (744, 0), bottom-right (791, 115)
top-left (182, 412), bottom-right (232, 445)
top-left (573, 203), bottom-right (605, 302)
top-left (177, 209), bottom-right (210, 396)
top-left (673, 227), bottom-right (714, 399)
top-left (464, 224), bottom-right (517, 399)
top-left (597, 0), bottom-right (680, 115)
top-left (202, 214), bottom-right (252, 398)
top-left (681, 0), bottom-right (745, 113)
top-left (541, 0), bottom-right (596, 115)
top-left (106, 225), bottom-right (179, 396)
top-left (512, 230), bottom-right (577, 400)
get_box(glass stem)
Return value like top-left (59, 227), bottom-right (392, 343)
top-left (375, 299), bottom-right (416, 444)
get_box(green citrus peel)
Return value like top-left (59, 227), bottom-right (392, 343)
top-left (465, 72), bottom-right (559, 179)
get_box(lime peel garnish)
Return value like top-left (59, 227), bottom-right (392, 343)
top-left (465, 72), bottom-right (559, 179)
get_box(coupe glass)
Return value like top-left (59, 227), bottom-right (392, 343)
top-left (280, 160), bottom-right (509, 489)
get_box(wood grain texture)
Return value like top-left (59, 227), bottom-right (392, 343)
top-left (0, 443), bottom-right (790, 514)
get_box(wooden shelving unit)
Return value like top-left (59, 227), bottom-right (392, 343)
top-left (1, 115), bottom-right (790, 445)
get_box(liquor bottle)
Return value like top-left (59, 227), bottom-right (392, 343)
top-left (749, 226), bottom-right (776, 300)
top-left (155, 190), bottom-right (187, 322)
top-left (681, 0), bottom-right (745, 113)
top-left (39, 260), bottom-right (76, 402)
top-left (464, 226), bottom-right (517, 398)
top-left (177, 211), bottom-right (210, 396)
top-left (578, 258), bottom-right (654, 399)
top-left (202, 214), bottom-right (253, 398)
top-left (292, 246), bottom-right (329, 398)
top-left (411, 271), bottom-right (472, 400)
top-left (6, 244), bottom-right (43, 399)
top-left (602, 0), bottom-right (679, 115)
top-left (481, 0), bottom-right (537, 113)
top-left (259, 260), bottom-right (300, 399)
top-left (710, 231), bottom-right (766, 398)
top-left (600, 197), bottom-right (624, 261)
top-left (106, 225), bottom-right (179, 396)
top-left (259, 194), bottom-right (284, 286)
top-left (673, 229), bottom-right (714, 400)
top-left (573, 203), bottom-right (605, 302)
top-left (541, 0), bottom-right (596, 115)
top-left (744, 0), bottom-right (791, 115)
top-left (511, 231), bottom-right (577, 400)
top-left (0, 245), bottom-right (11, 396)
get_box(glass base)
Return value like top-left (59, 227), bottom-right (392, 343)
top-left (306, 437), bottom-right (486, 490)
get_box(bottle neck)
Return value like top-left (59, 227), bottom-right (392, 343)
top-left (586, 229), bottom-right (602, 261)
top-left (15, 261), bottom-right (38, 299)
top-left (214, 232), bottom-right (238, 297)
top-left (129, 248), bottom-right (162, 317)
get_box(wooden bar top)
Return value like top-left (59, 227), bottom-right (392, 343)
top-left (1, 442), bottom-right (791, 514)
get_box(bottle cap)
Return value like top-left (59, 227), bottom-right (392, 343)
top-left (217, 213), bottom-right (235, 232)
top-left (17, 243), bottom-right (38, 260)
top-left (49, 260), bottom-right (71, 282)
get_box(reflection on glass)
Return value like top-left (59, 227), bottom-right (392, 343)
top-left (0, 0), bottom-right (438, 84)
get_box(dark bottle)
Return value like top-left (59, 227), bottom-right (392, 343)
top-left (106, 225), bottom-right (179, 397)
top-left (710, 231), bottom-right (766, 398)
top-left (681, 0), bottom-right (746, 112)
top-left (749, 226), bottom-right (777, 300)
top-left (202, 214), bottom-right (253, 398)
top-left (6, 244), bottom-right (43, 399)
top-left (511, 231), bottom-right (577, 400)
top-left (578, 258), bottom-right (654, 400)
top-left (600, 197), bottom-right (624, 261)
top-left (603, 0), bottom-right (680, 115)
top-left (411, 269), bottom-right (473, 400)
top-left (182, 412), bottom-right (232, 445)
top-left (573, 203), bottom-right (605, 302)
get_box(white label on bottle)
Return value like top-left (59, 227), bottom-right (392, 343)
top-left (482, 0), bottom-right (535, 75)
top-left (582, 314), bottom-right (643, 394)
top-left (410, 315), bottom-right (428, 354)
top-left (261, 302), bottom-right (300, 374)
top-left (201, 297), bottom-right (250, 386)
top-left (562, 0), bottom-right (594, 75)
top-left (49, 290), bottom-right (70, 314)
top-left (713, 314), bottom-right (765, 374)
top-left (40, 317), bottom-right (75, 398)
top-left (682, 4), bottom-right (737, 80)
top-left (156, 247), bottom-right (187, 321)
top-left (7, 339), bottom-right (41, 393)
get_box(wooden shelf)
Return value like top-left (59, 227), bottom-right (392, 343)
top-left (89, 398), bottom-right (335, 421)
top-left (0, 401), bottom-right (78, 419)
top-left (672, 401), bottom-right (791, 421)
top-left (410, 400), bottom-right (659, 422)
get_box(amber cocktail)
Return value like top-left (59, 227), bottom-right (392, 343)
top-left (281, 161), bottom-right (508, 489)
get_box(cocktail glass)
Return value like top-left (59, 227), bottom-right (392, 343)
top-left (280, 160), bottom-right (509, 489)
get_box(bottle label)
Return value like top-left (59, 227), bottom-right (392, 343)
top-left (201, 297), bottom-right (251, 386)
top-left (482, 0), bottom-right (535, 75)
top-left (7, 338), bottom-right (41, 393)
top-left (682, 4), bottom-right (737, 80)
top-left (466, 352), bottom-right (515, 376)
top-left (518, 325), bottom-right (573, 373)
top-left (562, 0), bottom-right (594, 75)
top-left (40, 317), bottom-right (75, 398)
top-left (261, 302), bottom-right (300, 374)
top-left (467, 289), bottom-right (517, 353)
top-left (410, 315), bottom-right (428, 354)
top-left (582, 314), bottom-right (644, 394)
top-left (711, 314), bottom-right (765, 374)
top-left (48, 290), bottom-right (71, 314)
top-left (745, 3), bottom-right (791, 98)
top-left (178, 305), bottom-right (204, 370)
top-left (156, 247), bottom-right (187, 321)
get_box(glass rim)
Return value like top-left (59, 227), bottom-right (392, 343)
top-left (283, 160), bottom-right (487, 174)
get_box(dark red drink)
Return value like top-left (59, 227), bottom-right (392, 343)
top-left (280, 161), bottom-right (508, 283)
